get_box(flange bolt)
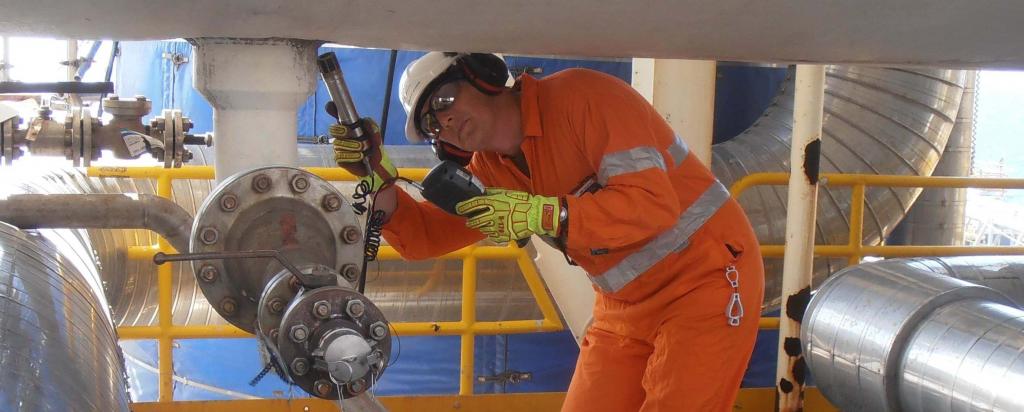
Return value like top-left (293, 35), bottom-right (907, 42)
top-left (220, 298), bottom-right (237, 315)
top-left (322, 194), bottom-right (342, 212)
top-left (313, 300), bottom-right (331, 319)
top-left (341, 226), bottom-right (361, 244)
top-left (219, 194), bottom-right (238, 212)
top-left (314, 379), bottom-right (332, 397)
top-left (346, 299), bottom-right (365, 318)
top-left (290, 175), bottom-right (310, 193)
top-left (267, 297), bottom-right (285, 315)
top-left (199, 227), bottom-right (219, 245)
top-left (252, 174), bottom-right (272, 193)
top-left (370, 321), bottom-right (388, 341)
top-left (198, 265), bottom-right (219, 283)
top-left (291, 358), bottom-right (309, 376)
top-left (290, 324), bottom-right (309, 343)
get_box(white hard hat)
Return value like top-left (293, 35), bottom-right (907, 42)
top-left (399, 52), bottom-right (461, 143)
top-left (399, 52), bottom-right (513, 143)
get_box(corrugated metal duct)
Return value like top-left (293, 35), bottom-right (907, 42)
top-left (0, 222), bottom-right (130, 412)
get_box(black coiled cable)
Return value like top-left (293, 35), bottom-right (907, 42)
top-left (351, 173), bottom-right (421, 294)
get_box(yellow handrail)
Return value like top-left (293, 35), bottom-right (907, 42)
top-left (731, 172), bottom-right (1024, 330)
top-left (87, 165), bottom-right (563, 400)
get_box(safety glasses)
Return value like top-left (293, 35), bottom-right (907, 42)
top-left (418, 80), bottom-right (462, 139)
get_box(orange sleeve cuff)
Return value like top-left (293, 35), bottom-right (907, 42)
top-left (383, 187), bottom-right (483, 260)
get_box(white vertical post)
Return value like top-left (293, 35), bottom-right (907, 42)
top-left (191, 38), bottom-right (318, 181)
top-left (66, 40), bottom-right (78, 81)
top-left (776, 64), bottom-right (825, 412)
top-left (0, 37), bottom-right (9, 82)
top-left (631, 58), bottom-right (716, 165)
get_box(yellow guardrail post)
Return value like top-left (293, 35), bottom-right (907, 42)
top-left (156, 173), bottom-right (175, 401)
top-left (847, 183), bottom-right (866, 266)
top-left (460, 253), bottom-right (478, 395)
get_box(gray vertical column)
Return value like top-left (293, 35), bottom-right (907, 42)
top-left (890, 71), bottom-right (977, 246)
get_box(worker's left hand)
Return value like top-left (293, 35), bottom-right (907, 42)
top-left (455, 188), bottom-right (561, 244)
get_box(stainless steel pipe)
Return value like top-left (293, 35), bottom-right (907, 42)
top-left (0, 193), bottom-right (193, 253)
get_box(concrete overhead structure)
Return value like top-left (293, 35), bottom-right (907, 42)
top-left (1, 1), bottom-right (1023, 68)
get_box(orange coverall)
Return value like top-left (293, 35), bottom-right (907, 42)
top-left (383, 69), bottom-right (764, 411)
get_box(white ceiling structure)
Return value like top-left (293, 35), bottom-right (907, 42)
top-left (2, 0), bottom-right (1023, 68)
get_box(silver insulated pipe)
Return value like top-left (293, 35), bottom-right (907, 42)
top-left (803, 257), bottom-right (1024, 412)
top-left (0, 222), bottom-right (130, 412)
top-left (713, 67), bottom-right (966, 309)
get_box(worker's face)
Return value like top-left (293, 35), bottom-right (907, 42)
top-left (421, 80), bottom-right (518, 154)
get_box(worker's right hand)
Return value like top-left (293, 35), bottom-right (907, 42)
top-left (327, 103), bottom-right (397, 192)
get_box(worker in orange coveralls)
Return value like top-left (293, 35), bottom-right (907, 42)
top-left (330, 52), bottom-right (764, 411)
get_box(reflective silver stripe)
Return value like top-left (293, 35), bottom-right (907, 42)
top-left (597, 146), bottom-right (665, 185)
top-left (589, 180), bottom-right (731, 293)
top-left (667, 134), bottom-right (689, 168)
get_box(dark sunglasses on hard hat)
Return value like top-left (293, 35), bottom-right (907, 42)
top-left (418, 80), bottom-right (462, 139)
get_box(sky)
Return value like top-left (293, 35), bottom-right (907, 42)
top-left (974, 70), bottom-right (1024, 203)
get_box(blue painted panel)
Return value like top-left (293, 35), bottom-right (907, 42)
top-left (713, 65), bottom-right (789, 143)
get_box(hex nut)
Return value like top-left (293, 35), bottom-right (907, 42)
top-left (251, 174), bottom-right (272, 193)
top-left (314, 379), bottom-right (332, 397)
top-left (341, 264), bottom-right (360, 283)
top-left (290, 325), bottom-right (309, 343)
top-left (349, 378), bottom-right (367, 394)
top-left (269, 328), bottom-right (279, 340)
top-left (290, 175), bottom-right (310, 193)
top-left (290, 358), bottom-right (309, 376)
top-left (198, 265), bottom-right (219, 283)
top-left (321, 194), bottom-right (342, 212)
top-left (220, 298), bottom-right (237, 315)
top-left (219, 194), bottom-right (238, 212)
top-left (199, 226), bottom-right (219, 245)
top-left (267, 297), bottom-right (285, 315)
top-left (313, 300), bottom-right (331, 319)
top-left (345, 299), bottom-right (365, 319)
top-left (341, 226), bottom-right (361, 244)
top-left (369, 322), bottom-right (388, 340)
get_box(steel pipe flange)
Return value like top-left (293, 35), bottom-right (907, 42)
top-left (276, 286), bottom-right (391, 399)
top-left (190, 166), bottom-right (363, 333)
top-left (256, 266), bottom-right (354, 341)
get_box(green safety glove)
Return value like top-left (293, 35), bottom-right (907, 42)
top-left (330, 117), bottom-right (397, 192)
top-left (455, 188), bottom-right (561, 245)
